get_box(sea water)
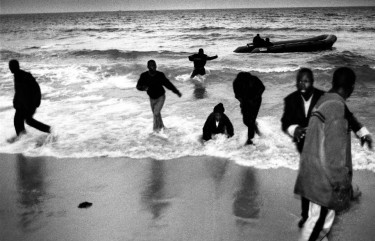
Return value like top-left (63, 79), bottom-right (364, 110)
top-left (0, 7), bottom-right (374, 170)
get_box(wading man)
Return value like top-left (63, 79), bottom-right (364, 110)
top-left (136, 60), bottom-right (182, 132)
top-left (8, 59), bottom-right (51, 140)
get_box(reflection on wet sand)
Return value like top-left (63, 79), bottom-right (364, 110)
top-left (141, 159), bottom-right (170, 220)
top-left (232, 167), bottom-right (260, 219)
top-left (204, 157), bottom-right (228, 197)
top-left (193, 81), bottom-right (207, 99)
top-left (16, 154), bottom-right (46, 231)
top-left (1, 155), bottom-right (317, 241)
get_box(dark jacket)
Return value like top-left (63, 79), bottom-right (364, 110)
top-left (253, 35), bottom-right (264, 46)
top-left (281, 88), bottom-right (325, 152)
top-left (233, 74), bottom-right (265, 104)
top-left (188, 54), bottom-right (217, 69)
top-left (294, 93), bottom-right (352, 211)
top-left (136, 71), bottom-right (180, 99)
top-left (13, 69), bottom-right (41, 111)
top-left (203, 113), bottom-right (234, 141)
top-left (281, 88), bottom-right (362, 153)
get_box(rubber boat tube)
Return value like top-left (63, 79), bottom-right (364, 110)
top-left (234, 35), bottom-right (337, 53)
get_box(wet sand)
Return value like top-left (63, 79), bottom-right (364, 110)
top-left (0, 153), bottom-right (374, 241)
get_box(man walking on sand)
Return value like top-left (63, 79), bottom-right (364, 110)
top-left (294, 67), bottom-right (370, 241)
top-left (136, 60), bottom-right (182, 132)
top-left (281, 68), bottom-right (372, 228)
top-left (8, 59), bottom-right (51, 141)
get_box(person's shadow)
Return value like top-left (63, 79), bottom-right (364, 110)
top-left (16, 154), bottom-right (46, 231)
top-left (193, 82), bottom-right (207, 99)
top-left (141, 159), bottom-right (170, 220)
top-left (190, 76), bottom-right (207, 99)
top-left (204, 157), bottom-right (228, 197)
top-left (232, 167), bottom-right (261, 219)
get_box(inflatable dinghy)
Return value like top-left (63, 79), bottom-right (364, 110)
top-left (234, 35), bottom-right (337, 53)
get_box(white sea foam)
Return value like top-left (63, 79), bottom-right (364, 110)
top-left (250, 66), bottom-right (300, 73)
top-left (83, 74), bottom-right (137, 92)
top-left (1, 110), bottom-right (373, 172)
top-left (66, 95), bottom-right (104, 102)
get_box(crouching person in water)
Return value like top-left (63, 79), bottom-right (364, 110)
top-left (8, 59), bottom-right (51, 140)
top-left (136, 60), bottom-right (182, 132)
top-left (202, 103), bottom-right (234, 141)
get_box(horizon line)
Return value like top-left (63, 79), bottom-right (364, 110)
top-left (1, 5), bottom-right (374, 16)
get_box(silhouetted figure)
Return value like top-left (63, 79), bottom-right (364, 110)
top-left (188, 48), bottom-right (218, 78)
top-left (202, 103), bottom-right (234, 141)
top-left (281, 68), bottom-right (372, 228)
top-left (8, 60), bottom-right (51, 138)
top-left (136, 60), bottom-right (182, 132)
top-left (265, 38), bottom-right (273, 47)
top-left (252, 34), bottom-right (265, 47)
top-left (233, 72), bottom-right (265, 145)
top-left (294, 67), bottom-right (363, 241)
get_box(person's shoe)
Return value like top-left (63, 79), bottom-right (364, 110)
top-left (7, 131), bottom-right (26, 143)
top-left (245, 139), bottom-right (254, 145)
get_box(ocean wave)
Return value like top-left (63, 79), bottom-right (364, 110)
top-left (236, 27), bottom-right (324, 32)
top-left (61, 27), bottom-right (126, 33)
top-left (350, 27), bottom-right (375, 33)
top-left (308, 51), bottom-right (375, 67)
top-left (0, 50), bottom-right (28, 61)
top-left (24, 46), bottom-right (41, 50)
top-left (324, 13), bottom-right (340, 17)
top-left (69, 49), bottom-right (191, 60)
top-left (185, 26), bottom-right (227, 31)
top-left (182, 26), bottom-right (326, 33)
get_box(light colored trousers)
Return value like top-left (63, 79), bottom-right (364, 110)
top-left (299, 201), bottom-right (335, 241)
top-left (150, 94), bottom-right (166, 132)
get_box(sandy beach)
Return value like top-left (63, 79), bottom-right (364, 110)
top-left (1, 153), bottom-right (374, 241)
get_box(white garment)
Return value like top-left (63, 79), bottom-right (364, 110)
top-left (299, 202), bottom-right (335, 241)
top-left (303, 94), bottom-right (313, 117)
top-left (215, 121), bottom-right (219, 127)
top-left (287, 94), bottom-right (313, 137)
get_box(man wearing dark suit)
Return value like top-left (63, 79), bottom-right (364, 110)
top-left (281, 68), bottom-right (372, 228)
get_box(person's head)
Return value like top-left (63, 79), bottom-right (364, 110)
top-left (235, 72), bottom-right (252, 82)
top-left (198, 48), bottom-right (204, 55)
top-left (9, 59), bottom-right (20, 73)
top-left (296, 68), bottom-right (314, 94)
top-left (147, 60), bottom-right (157, 73)
top-left (213, 103), bottom-right (225, 121)
top-left (331, 67), bottom-right (356, 99)
top-left (256, 34), bottom-right (260, 37)
top-left (265, 38), bottom-right (270, 42)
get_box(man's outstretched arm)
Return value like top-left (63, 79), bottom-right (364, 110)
top-left (207, 55), bottom-right (218, 60)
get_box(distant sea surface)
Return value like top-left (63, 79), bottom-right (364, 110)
top-left (1, 7), bottom-right (374, 171)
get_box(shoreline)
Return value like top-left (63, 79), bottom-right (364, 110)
top-left (1, 153), bottom-right (374, 241)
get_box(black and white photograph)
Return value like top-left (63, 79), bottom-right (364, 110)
top-left (1, 0), bottom-right (374, 240)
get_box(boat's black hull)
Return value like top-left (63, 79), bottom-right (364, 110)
top-left (234, 35), bottom-right (337, 53)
